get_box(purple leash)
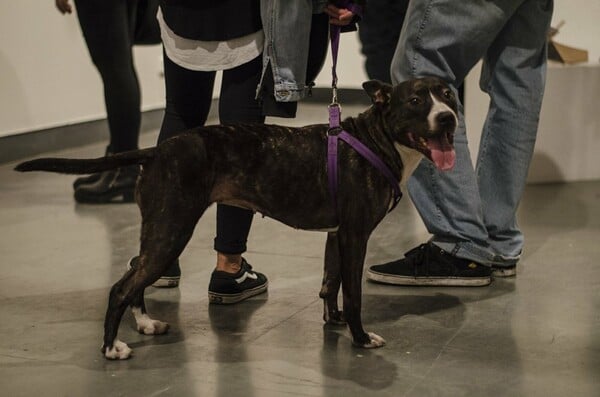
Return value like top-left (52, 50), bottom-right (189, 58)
top-left (327, 7), bottom-right (401, 215)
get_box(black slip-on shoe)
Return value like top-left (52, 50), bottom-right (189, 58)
top-left (208, 258), bottom-right (268, 304)
top-left (366, 242), bottom-right (492, 287)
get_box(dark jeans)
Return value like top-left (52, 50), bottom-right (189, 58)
top-left (358, 0), bottom-right (464, 102)
top-left (159, 54), bottom-right (265, 255)
top-left (358, 0), bottom-right (409, 83)
top-left (74, 0), bottom-right (141, 153)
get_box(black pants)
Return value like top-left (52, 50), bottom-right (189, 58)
top-left (159, 54), bottom-right (265, 255)
top-left (74, 0), bottom-right (141, 153)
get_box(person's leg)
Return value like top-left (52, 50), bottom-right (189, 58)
top-left (148, 52), bottom-right (216, 287)
top-left (477, 0), bottom-right (553, 271)
top-left (305, 12), bottom-right (330, 87)
top-left (368, 0), bottom-right (527, 286)
top-left (208, 55), bottom-right (268, 303)
top-left (358, 0), bottom-right (409, 83)
top-left (215, 56), bottom-right (264, 270)
top-left (73, 0), bottom-right (141, 202)
top-left (158, 51), bottom-right (216, 143)
top-left (75, 0), bottom-right (140, 152)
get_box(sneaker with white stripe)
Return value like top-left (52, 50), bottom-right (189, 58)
top-left (208, 258), bottom-right (268, 304)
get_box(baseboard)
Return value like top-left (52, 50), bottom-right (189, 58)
top-left (0, 109), bottom-right (165, 165)
top-left (305, 87), bottom-right (370, 105)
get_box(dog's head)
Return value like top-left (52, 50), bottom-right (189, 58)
top-left (363, 77), bottom-right (457, 171)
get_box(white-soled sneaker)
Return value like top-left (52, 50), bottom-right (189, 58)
top-left (208, 258), bottom-right (268, 304)
top-left (127, 256), bottom-right (181, 288)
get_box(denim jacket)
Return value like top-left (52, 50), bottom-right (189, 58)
top-left (258, 0), bottom-right (361, 102)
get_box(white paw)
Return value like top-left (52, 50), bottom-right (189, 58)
top-left (137, 319), bottom-right (169, 335)
top-left (132, 307), bottom-right (169, 335)
top-left (104, 340), bottom-right (132, 360)
top-left (359, 332), bottom-right (386, 348)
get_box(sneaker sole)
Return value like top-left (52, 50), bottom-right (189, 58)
top-left (126, 259), bottom-right (180, 288)
top-left (491, 266), bottom-right (516, 277)
top-left (367, 271), bottom-right (491, 287)
top-left (208, 282), bottom-right (268, 304)
top-left (152, 276), bottom-right (180, 288)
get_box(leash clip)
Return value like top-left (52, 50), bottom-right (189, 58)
top-left (331, 85), bottom-right (339, 106)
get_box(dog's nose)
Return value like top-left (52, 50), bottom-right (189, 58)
top-left (436, 111), bottom-right (456, 129)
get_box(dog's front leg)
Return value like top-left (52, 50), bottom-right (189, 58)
top-left (319, 232), bottom-right (345, 325)
top-left (338, 229), bottom-right (386, 348)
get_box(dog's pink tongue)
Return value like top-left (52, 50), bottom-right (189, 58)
top-left (429, 135), bottom-right (455, 171)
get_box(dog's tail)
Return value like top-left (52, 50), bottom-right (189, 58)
top-left (14, 147), bottom-right (156, 174)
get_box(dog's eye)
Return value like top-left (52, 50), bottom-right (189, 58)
top-left (443, 89), bottom-right (453, 98)
top-left (408, 97), bottom-right (422, 106)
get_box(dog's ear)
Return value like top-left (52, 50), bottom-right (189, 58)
top-left (362, 80), bottom-right (393, 106)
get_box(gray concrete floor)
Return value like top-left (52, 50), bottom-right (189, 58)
top-left (1, 103), bottom-right (599, 397)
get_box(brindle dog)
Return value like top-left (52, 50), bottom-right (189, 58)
top-left (16, 77), bottom-right (457, 359)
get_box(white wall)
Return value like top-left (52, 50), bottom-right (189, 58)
top-left (313, 29), bottom-right (368, 90)
top-left (0, 1), bottom-right (165, 138)
top-left (1, 1), bottom-right (598, 139)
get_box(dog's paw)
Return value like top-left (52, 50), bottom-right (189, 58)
top-left (132, 308), bottom-right (169, 335)
top-left (137, 319), bottom-right (169, 335)
top-left (103, 340), bottom-right (132, 360)
top-left (353, 332), bottom-right (386, 349)
top-left (364, 332), bottom-right (386, 348)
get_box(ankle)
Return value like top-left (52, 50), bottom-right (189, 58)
top-left (215, 253), bottom-right (242, 273)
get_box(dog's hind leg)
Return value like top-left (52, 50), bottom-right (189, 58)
top-left (320, 232), bottom-right (345, 325)
top-left (337, 228), bottom-right (386, 349)
top-left (102, 269), bottom-right (145, 360)
top-left (102, 194), bottom-right (207, 360)
top-left (103, 261), bottom-right (172, 360)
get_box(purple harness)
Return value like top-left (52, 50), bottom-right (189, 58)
top-left (326, 13), bottom-right (402, 215)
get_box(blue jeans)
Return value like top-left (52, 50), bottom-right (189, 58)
top-left (391, 0), bottom-right (553, 267)
top-left (259, 0), bottom-right (328, 102)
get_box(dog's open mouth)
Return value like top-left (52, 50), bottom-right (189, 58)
top-left (408, 131), bottom-right (456, 171)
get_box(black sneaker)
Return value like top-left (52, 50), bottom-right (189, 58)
top-left (127, 256), bottom-right (181, 288)
top-left (366, 242), bottom-right (491, 287)
top-left (153, 260), bottom-right (181, 288)
top-left (208, 258), bottom-right (268, 304)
